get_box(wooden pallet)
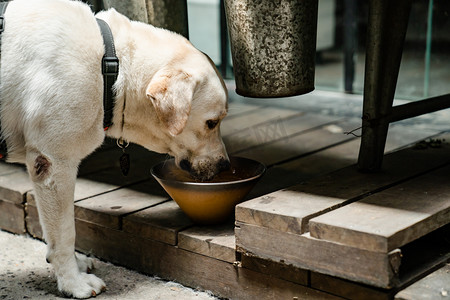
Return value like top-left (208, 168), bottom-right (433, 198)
top-left (0, 163), bottom-right (32, 234)
top-left (1, 93), bottom-right (449, 299)
top-left (236, 135), bottom-right (450, 290)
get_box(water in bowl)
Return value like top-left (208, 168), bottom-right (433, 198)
top-left (162, 161), bottom-right (252, 183)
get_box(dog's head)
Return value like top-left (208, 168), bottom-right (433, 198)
top-left (98, 9), bottom-right (229, 180)
top-left (145, 52), bottom-right (230, 181)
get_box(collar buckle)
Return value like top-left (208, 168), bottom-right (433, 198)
top-left (102, 56), bottom-right (119, 76)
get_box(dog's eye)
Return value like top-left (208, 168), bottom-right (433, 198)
top-left (206, 119), bottom-right (219, 130)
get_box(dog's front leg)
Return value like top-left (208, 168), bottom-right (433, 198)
top-left (27, 151), bottom-right (106, 298)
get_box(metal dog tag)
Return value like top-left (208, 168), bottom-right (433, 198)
top-left (117, 137), bottom-right (130, 176)
top-left (119, 152), bottom-right (130, 176)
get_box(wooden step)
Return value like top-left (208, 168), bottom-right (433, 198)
top-left (235, 119), bottom-right (360, 167)
top-left (220, 105), bottom-right (300, 136)
top-left (235, 134), bottom-right (450, 288)
top-left (0, 165), bottom-right (32, 234)
top-left (1, 92), bottom-right (448, 299)
top-left (178, 222), bottom-right (236, 263)
top-left (236, 221), bottom-right (450, 289)
top-left (236, 135), bottom-right (450, 235)
top-left (223, 113), bottom-right (342, 154)
top-left (309, 164), bottom-right (450, 252)
top-left (74, 180), bottom-right (169, 230)
top-left (123, 200), bottom-right (193, 245)
top-left (75, 218), bottom-right (342, 300)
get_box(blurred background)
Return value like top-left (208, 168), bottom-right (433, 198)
top-left (87, 0), bottom-right (450, 101)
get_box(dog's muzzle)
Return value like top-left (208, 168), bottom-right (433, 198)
top-left (180, 158), bottom-right (230, 181)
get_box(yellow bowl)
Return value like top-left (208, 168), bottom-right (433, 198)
top-left (151, 157), bottom-right (265, 225)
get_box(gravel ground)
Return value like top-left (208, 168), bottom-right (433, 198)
top-left (0, 230), bottom-right (219, 300)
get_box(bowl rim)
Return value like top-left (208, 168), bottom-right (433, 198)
top-left (150, 157), bottom-right (266, 187)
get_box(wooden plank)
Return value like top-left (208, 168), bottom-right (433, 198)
top-left (235, 221), bottom-right (395, 288)
top-left (77, 152), bottom-right (164, 202)
top-left (26, 199), bottom-right (192, 244)
top-left (79, 159), bottom-right (152, 187)
top-left (309, 164), bottom-right (450, 252)
top-left (74, 178), bottom-right (122, 202)
top-left (267, 121), bottom-right (438, 181)
top-left (0, 162), bottom-right (27, 176)
top-left (0, 200), bottom-right (25, 234)
top-left (77, 140), bottom-right (117, 176)
top-left (245, 138), bottom-right (360, 200)
top-left (395, 264), bottom-right (450, 300)
top-left (122, 200), bottom-right (193, 245)
top-left (79, 147), bottom-right (125, 176)
top-left (236, 116), bottom-right (435, 168)
top-left (15, 117), bottom-right (431, 234)
top-left (240, 255), bottom-right (309, 286)
top-left (24, 199), bottom-right (42, 239)
top-left (177, 222), bottom-right (236, 263)
top-left (0, 162), bottom-right (29, 234)
top-left (236, 222), bottom-right (450, 290)
top-left (74, 179), bottom-right (168, 229)
top-left (26, 177), bottom-right (125, 207)
top-left (0, 169), bottom-right (32, 204)
top-left (79, 142), bottom-right (165, 176)
top-left (236, 135), bottom-right (450, 235)
top-left (245, 122), bottom-right (438, 198)
top-left (17, 145), bottom-right (161, 206)
top-left (77, 144), bottom-right (166, 197)
top-left (235, 119), bottom-right (360, 167)
top-left (311, 272), bottom-right (392, 300)
top-left (225, 102), bottom-right (263, 119)
top-left (24, 146), bottom-right (167, 235)
top-left (383, 124), bottom-right (436, 154)
top-left (220, 106), bottom-right (300, 136)
top-left (223, 113), bottom-right (340, 154)
top-left (75, 219), bottom-right (342, 300)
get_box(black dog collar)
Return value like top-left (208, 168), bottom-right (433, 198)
top-left (96, 18), bottom-right (119, 130)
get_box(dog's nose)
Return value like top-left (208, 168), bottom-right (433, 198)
top-left (218, 158), bottom-right (231, 172)
top-left (180, 159), bottom-right (192, 172)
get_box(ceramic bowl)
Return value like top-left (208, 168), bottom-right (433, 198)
top-left (151, 157), bottom-right (265, 225)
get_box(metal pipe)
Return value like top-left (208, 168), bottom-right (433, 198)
top-left (357, 0), bottom-right (412, 172)
top-left (388, 94), bottom-right (450, 123)
top-left (424, 0), bottom-right (434, 98)
top-left (343, 0), bottom-right (357, 93)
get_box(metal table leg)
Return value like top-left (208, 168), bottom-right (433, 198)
top-left (343, 0), bottom-right (357, 93)
top-left (357, 0), bottom-right (412, 172)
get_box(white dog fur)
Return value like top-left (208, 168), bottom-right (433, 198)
top-left (1, 0), bottom-right (229, 298)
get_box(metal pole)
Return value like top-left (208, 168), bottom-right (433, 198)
top-left (424, 0), bottom-right (434, 98)
top-left (388, 93), bottom-right (450, 123)
top-left (343, 0), bottom-right (357, 93)
top-left (357, 0), bottom-right (412, 172)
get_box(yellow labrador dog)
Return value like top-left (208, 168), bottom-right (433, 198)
top-left (1, 0), bottom-right (229, 298)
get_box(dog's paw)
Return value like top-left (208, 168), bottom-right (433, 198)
top-left (75, 253), bottom-right (94, 273)
top-left (58, 272), bottom-right (106, 299)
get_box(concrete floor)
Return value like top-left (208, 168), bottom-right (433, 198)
top-left (0, 230), bottom-right (218, 300)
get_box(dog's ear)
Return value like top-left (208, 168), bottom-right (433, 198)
top-left (146, 69), bottom-right (197, 136)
